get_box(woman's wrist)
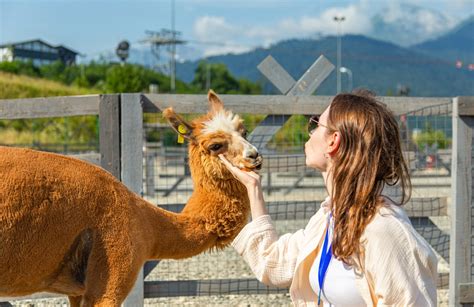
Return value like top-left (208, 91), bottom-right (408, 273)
top-left (246, 183), bottom-right (267, 218)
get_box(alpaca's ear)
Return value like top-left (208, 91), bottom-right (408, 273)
top-left (162, 107), bottom-right (194, 141)
top-left (208, 89), bottom-right (224, 114)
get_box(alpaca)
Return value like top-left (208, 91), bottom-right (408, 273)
top-left (0, 90), bottom-right (262, 306)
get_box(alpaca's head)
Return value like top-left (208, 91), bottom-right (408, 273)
top-left (163, 90), bottom-right (262, 180)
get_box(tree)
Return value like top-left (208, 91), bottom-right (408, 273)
top-left (105, 64), bottom-right (147, 92)
top-left (191, 61), bottom-right (261, 94)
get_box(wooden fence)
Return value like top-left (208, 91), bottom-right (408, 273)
top-left (0, 93), bottom-right (473, 306)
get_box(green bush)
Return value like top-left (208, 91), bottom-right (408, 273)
top-left (412, 125), bottom-right (451, 150)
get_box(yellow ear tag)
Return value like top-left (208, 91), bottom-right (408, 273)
top-left (177, 124), bottom-right (187, 144)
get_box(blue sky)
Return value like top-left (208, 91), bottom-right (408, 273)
top-left (1, 0), bottom-right (473, 60)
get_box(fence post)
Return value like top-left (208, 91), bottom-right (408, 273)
top-left (450, 97), bottom-right (474, 306)
top-left (99, 94), bottom-right (121, 178)
top-left (121, 93), bottom-right (144, 307)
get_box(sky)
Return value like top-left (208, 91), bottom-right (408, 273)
top-left (1, 0), bottom-right (473, 61)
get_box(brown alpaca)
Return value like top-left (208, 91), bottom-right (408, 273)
top-left (0, 90), bottom-right (262, 306)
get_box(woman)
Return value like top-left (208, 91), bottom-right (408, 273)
top-left (219, 91), bottom-right (438, 306)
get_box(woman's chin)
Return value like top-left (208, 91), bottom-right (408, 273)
top-left (305, 159), bottom-right (326, 172)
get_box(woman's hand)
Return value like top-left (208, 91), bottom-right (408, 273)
top-left (219, 154), bottom-right (267, 218)
top-left (218, 154), bottom-right (261, 189)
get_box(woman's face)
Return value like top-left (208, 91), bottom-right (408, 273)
top-left (305, 106), bottom-right (332, 171)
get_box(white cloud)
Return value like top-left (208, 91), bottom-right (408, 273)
top-left (191, 0), bottom-right (464, 56)
top-left (193, 16), bottom-right (253, 56)
top-left (193, 3), bottom-right (373, 56)
top-left (194, 16), bottom-right (239, 41)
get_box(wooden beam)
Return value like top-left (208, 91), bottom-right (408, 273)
top-left (120, 93), bottom-right (145, 307)
top-left (458, 96), bottom-right (474, 116)
top-left (0, 95), bottom-right (100, 119)
top-left (450, 97), bottom-right (474, 307)
top-left (157, 198), bottom-right (447, 219)
top-left (99, 94), bottom-right (121, 178)
top-left (144, 278), bottom-right (288, 297)
top-left (142, 94), bottom-right (453, 116)
top-left (143, 273), bottom-right (449, 298)
top-left (460, 283), bottom-right (474, 303)
top-left (257, 55), bottom-right (295, 94)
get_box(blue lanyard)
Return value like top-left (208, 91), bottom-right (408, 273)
top-left (317, 215), bottom-right (332, 305)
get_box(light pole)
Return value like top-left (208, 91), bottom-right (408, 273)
top-left (334, 15), bottom-right (345, 93)
top-left (170, 0), bottom-right (176, 93)
top-left (340, 66), bottom-right (352, 92)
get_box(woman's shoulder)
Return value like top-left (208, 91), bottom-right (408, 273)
top-left (363, 197), bottom-right (435, 254)
top-left (363, 197), bottom-right (415, 239)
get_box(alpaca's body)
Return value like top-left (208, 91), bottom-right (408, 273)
top-left (0, 91), bottom-right (259, 306)
top-left (0, 146), bottom-right (249, 303)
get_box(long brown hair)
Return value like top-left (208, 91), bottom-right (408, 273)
top-left (326, 90), bottom-right (411, 264)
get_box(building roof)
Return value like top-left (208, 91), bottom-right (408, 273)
top-left (0, 39), bottom-right (80, 55)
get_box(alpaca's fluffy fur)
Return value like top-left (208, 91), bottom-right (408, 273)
top-left (0, 90), bottom-right (261, 306)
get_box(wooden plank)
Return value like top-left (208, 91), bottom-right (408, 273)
top-left (458, 96), bottom-right (474, 116)
top-left (257, 55), bottom-right (295, 94)
top-left (450, 97), bottom-right (474, 307)
top-left (288, 55), bottom-right (335, 96)
top-left (157, 198), bottom-right (447, 219)
top-left (144, 278), bottom-right (288, 297)
top-left (99, 94), bottom-right (121, 179)
top-left (249, 55), bottom-right (334, 149)
top-left (142, 94), bottom-right (452, 116)
top-left (143, 272), bottom-right (449, 298)
top-left (120, 93), bottom-right (144, 307)
top-left (0, 95), bottom-right (100, 119)
top-left (460, 283), bottom-right (474, 303)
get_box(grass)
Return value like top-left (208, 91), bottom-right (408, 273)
top-left (0, 71), bottom-right (97, 99)
top-left (0, 72), bottom-right (99, 150)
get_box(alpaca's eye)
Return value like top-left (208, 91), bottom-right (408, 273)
top-left (209, 144), bottom-right (223, 152)
top-left (242, 130), bottom-right (248, 139)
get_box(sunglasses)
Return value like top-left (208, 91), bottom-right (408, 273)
top-left (307, 115), bottom-right (329, 135)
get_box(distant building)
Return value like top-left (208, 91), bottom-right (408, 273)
top-left (0, 39), bottom-right (80, 66)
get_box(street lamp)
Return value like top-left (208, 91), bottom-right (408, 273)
top-left (334, 15), bottom-right (345, 93)
top-left (340, 66), bottom-right (353, 92)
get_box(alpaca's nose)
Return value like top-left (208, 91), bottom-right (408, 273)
top-left (246, 149), bottom-right (260, 160)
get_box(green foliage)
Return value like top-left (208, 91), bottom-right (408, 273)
top-left (412, 124), bottom-right (451, 150)
top-left (0, 72), bottom-right (99, 151)
top-left (191, 61), bottom-right (261, 94)
top-left (271, 115), bottom-right (309, 150)
top-left (105, 64), bottom-right (147, 92)
top-left (0, 60), bottom-right (40, 77)
top-left (0, 59), bottom-right (265, 150)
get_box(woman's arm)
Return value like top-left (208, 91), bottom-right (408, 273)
top-left (219, 154), bottom-right (316, 287)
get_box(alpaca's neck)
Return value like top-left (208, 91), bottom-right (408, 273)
top-left (138, 204), bottom-right (218, 259)
top-left (140, 146), bottom-right (249, 260)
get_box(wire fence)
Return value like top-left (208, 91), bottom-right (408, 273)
top-left (141, 103), bottom-right (452, 305)
top-left (0, 94), bottom-right (465, 307)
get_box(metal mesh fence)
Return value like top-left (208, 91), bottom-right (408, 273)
top-left (0, 99), bottom-right (455, 306)
top-left (141, 103), bottom-right (452, 305)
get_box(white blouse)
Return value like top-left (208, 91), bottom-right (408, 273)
top-left (309, 217), bottom-right (366, 307)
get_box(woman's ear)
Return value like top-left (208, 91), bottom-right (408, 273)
top-left (327, 131), bottom-right (340, 156)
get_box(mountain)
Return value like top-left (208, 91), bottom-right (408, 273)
top-left (412, 15), bottom-right (474, 65)
top-left (176, 34), bottom-right (474, 97)
top-left (369, 3), bottom-right (456, 47)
